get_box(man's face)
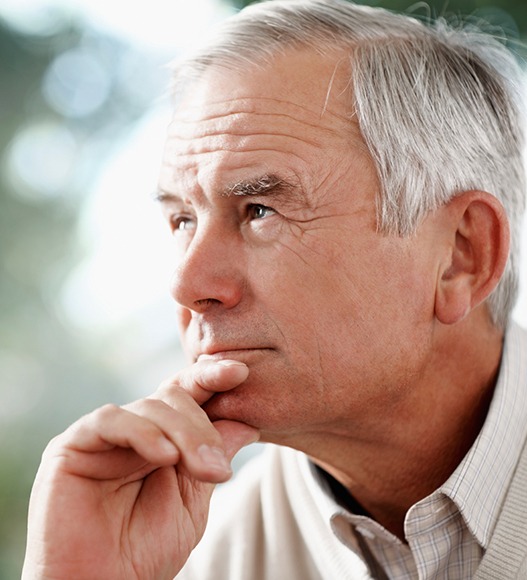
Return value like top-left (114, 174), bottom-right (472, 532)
top-left (158, 49), bottom-right (442, 447)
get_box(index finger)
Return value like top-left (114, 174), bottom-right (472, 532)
top-left (153, 359), bottom-right (249, 407)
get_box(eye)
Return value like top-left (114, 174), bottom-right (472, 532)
top-left (247, 204), bottom-right (276, 220)
top-left (170, 214), bottom-right (196, 233)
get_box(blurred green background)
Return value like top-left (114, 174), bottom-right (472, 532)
top-left (1, 0), bottom-right (527, 577)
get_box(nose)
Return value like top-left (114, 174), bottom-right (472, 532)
top-left (170, 220), bottom-right (245, 313)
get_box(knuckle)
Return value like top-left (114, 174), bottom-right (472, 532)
top-left (122, 397), bottom-right (153, 413)
top-left (97, 402), bottom-right (120, 418)
top-left (84, 403), bottom-right (121, 429)
top-left (151, 383), bottom-right (192, 407)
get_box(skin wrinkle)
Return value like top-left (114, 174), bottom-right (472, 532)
top-left (168, 99), bottom-right (358, 159)
top-left (171, 96), bottom-right (353, 128)
top-left (164, 107), bottom-right (369, 191)
top-left (280, 206), bottom-right (373, 265)
top-left (170, 118), bottom-right (337, 147)
top-left (313, 164), bottom-right (378, 214)
top-left (169, 131), bottom-right (325, 150)
top-left (171, 113), bottom-right (346, 140)
top-left (162, 149), bottom-right (322, 173)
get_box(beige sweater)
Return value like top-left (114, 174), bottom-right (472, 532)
top-left (178, 445), bottom-right (372, 579)
top-left (177, 440), bottom-right (527, 579)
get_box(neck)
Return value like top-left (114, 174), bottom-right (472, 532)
top-left (306, 315), bottom-right (503, 539)
top-left (313, 383), bottom-right (495, 539)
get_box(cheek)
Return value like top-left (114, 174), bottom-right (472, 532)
top-left (290, 238), bottom-right (434, 355)
top-left (249, 240), bottom-right (330, 314)
top-left (246, 239), bottom-right (363, 363)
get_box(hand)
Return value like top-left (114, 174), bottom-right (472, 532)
top-left (22, 359), bottom-right (259, 580)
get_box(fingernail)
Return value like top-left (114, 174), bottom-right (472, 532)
top-left (216, 360), bottom-right (247, 368)
top-left (158, 437), bottom-right (178, 456)
top-left (197, 444), bottom-right (232, 474)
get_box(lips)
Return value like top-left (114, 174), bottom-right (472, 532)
top-left (196, 347), bottom-right (273, 363)
top-left (185, 318), bottom-right (276, 364)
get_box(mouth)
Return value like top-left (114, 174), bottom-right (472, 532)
top-left (195, 347), bottom-right (273, 363)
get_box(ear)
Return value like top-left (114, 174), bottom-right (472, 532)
top-left (435, 190), bottom-right (510, 325)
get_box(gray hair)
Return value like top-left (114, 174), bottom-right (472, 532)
top-left (171, 0), bottom-right (527, 328)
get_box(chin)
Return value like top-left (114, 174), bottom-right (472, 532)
top-left (203, 389), bottom-right (254, 424)
top-left (203, 388), bottom-right (288, 433)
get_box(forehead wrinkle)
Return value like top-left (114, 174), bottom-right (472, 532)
top-left (168, 113), bottom-right (337, 146)
top-left (164, 132), bottom-right (324, 157)
top-left (168, 110), bottom-right (366, 157)
top-left (162, 148), bottom-right (318, 186)
top-left (173, 95), bottom-right (351, 125)
top-left (170, 105), bottom-right (354, 148)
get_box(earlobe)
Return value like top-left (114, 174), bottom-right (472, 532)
top-left (434, 191), bottom-right (510, 325)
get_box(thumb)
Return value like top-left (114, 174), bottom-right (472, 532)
top-left (214, 420), bottom-right (260, 462)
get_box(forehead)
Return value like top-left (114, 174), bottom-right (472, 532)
top-left (160, 48), bottom-right (372, 196)
top-left (173, 47), bottom-right (356, 131)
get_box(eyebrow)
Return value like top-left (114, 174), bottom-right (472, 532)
top-left (152, 188), bottom-right (180, 203)
top-left (154, 173), bottom-right (300, 204)
top-left (223, 174), bottom-right (296, 198)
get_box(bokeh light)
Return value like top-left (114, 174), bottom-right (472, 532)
top-left (43, 47), bottom-right (112, 118)
top-left (4, 120), bottom-right (77, 198)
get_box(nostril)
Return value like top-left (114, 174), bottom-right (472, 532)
top-left (195, 298), bottom-right (222, 308)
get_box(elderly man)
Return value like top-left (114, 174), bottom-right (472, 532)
top-left (23, 0), bottom-right (527, 578)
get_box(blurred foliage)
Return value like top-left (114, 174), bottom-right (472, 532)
top-left (0, 0), bottom-right (526, 578)
top-left (0, 12), bottom-right (164, 578)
